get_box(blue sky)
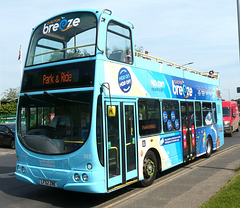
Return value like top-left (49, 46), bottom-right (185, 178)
top-left (0, 0), bottom-right (239, 99)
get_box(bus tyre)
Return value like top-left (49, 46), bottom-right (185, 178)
top-left (205, 137), bottom-right (212, 158)
top-left (140, 151), bottom-right (157, 187)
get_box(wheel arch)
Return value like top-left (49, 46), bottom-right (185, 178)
top-left (207, 134), bottom-right (213, 147)
top-left (205, 134), bottom-right (213, 157)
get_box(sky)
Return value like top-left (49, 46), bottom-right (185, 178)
top-left (0, 0), bottom-right (239, 100)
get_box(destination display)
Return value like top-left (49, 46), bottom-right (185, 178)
top-left (21, 61), bottom-right (95, 92)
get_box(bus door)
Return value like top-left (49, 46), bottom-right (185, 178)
top-left (105, 101), bottom-right (137, 189)
top-left (181, 102), bottom-right (196, 162)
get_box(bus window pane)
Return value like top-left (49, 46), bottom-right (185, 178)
top-left (138, 99), bottom-right (161, 136)
top-left (162, 100), bottom-right (180, 132)
top-left (181, 102), bottom-right (187, 127)
top-left (107, 21), bottom-right (132, 64)
top-left (34, 39), bottom-right (64, 65)
top-left (18, 91), bottom-right (93, 155)
top-left (202, 102), bottom-right (212, 126)
top-left (195, 102), bottom-right (202, 127)
top-left (26, 12), bottom-right (97, 66)
top-left (107, 106), bottom-right (120, 178)
top-left (125, 105), bottom-right (136, 172)
top-left (212, 103), bottom-right (217, 124)
top-left (96, 96), bottom-right (104, 166)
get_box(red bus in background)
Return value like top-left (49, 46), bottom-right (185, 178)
top-left (222, 101), bottom-right (239, 136)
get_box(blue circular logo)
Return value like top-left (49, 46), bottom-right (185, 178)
top-left (171, 111), bottom-right (175, 122)
top-left (183, 82), bottom-right (187, 97)
top-left (175, 119), bottom-right (179, 130)
top-left (59, 19), bottom-right (68, 31)
top-left (118, 68), bottom-right (132, 93)
top-left (163, 111), bottom-right (168, 122)
top-left (167, 120), bottom-right (172, 131)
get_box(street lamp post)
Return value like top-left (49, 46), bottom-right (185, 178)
top-left (237, 0), bottom-right (240, 61)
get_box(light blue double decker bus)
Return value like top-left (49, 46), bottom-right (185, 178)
top-left (15, 9), bottom-right (224, 193)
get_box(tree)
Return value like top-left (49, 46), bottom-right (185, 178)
top-left (0, 101), bottom-right (17, 115)
top-left (0, 87), bottom-right (19, 115)
top-left (1, 87), bottom-right (19, 101)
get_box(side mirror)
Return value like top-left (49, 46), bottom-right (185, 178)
top-left (232, 113), bottom-right (236, 118)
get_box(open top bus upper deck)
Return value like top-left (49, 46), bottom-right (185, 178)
top-left (24, 8), bottom-right (219, 84)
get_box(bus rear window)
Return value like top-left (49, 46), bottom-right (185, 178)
top-left (26, 12), bottom-right (97, 66)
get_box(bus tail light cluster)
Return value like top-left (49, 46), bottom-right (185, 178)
top-left (73, 163), bottom-right (92, 182)
top-left (74, 172), bottom-right (89, 182)
top-left (17, 165), bottom-right (26, 174)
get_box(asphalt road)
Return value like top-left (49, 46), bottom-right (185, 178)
top-left (0, 132), bottom-right (240, 208)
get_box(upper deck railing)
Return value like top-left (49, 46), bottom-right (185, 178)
top-left (135, 51), bottom-right (219, 80)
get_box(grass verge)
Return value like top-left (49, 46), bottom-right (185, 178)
top-left (199, 167), bottom-right (240, 208)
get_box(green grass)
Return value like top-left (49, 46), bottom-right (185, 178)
top-left (199, 167), bottom-right (240, 208)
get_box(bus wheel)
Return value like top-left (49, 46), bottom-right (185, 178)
top-left (205, 137), bottom-right (212, 158)
top-left (140, 151), bottom-right (157, 187)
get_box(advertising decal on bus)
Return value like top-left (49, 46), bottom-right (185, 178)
top-left (104, 62), bottom-right (221, 101)
top-left (43, 17), bottom-right (81, 34)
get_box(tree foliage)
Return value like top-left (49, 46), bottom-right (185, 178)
top-left (1, 87), bottom-right (19, 101)
top-left (0, 101), bottom-right (17, 115)
top-left (0, 87), bottom-right (19, 115)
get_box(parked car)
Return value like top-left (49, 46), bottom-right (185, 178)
top-left (0, 123), bottom-right (15, 149)
top-left (222, 101), bottom-right (239, 137)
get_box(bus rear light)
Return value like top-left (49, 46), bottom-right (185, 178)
top-left (82, 173), bottom-right (88, 182)
top-left (22, 166), bottom-right (26, 174)
top-left (74, 173), bottom-right (80, 182)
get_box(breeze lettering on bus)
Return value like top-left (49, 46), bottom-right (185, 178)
top-left (43, 17), bottom-right (80, 34)
top-left (172, 80), bottom-right (193, 97)
top-left (43, 72), bottom-right (72, 85)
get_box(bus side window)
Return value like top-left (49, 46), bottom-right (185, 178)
top-left (138, 99), bottom-right (161, 136)
top-left (212, 103), bottom-right (217, 124)
top-left (162, 100), bottom-right (180, 132)
top-left (106, 21), bottom-right (133, 64)
top-left (195, 102), bottom-right (202, 127)
top-left (202, 102), bottom-right (212, 126)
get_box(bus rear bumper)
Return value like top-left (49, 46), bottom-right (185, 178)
top-left (15, 162), bottom-right (107, 193)
top-left (15, 172), bottom-right (36, 185)
top-left (63, 181), bottom-right (106, 193)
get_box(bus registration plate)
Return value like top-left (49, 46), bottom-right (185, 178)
top-left (40, 179), bottom-right (57, 187)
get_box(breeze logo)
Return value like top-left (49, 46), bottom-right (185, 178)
top-left (172, 80), bottom-right (193, 98)
top-left (118, 68), bottom-right (132, 93)
top-left (43, 17), bottom-right (80, 34)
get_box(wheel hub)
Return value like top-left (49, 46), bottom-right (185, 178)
top-left (143, 158), bottom-right (155, 178)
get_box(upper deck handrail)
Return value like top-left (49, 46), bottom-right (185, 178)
top-left (135, 51), bottom-right (219, 80)
top-left (32, 44), bottom-right (95, 58)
